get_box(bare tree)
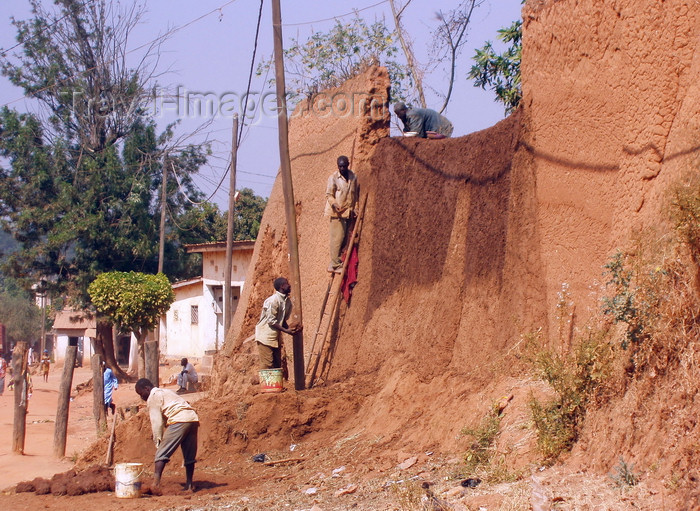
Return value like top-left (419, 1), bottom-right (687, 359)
top-left (3, 0), bottom-right (164, 153)
top-left (431, 0), bottom-right (483, 113)
top-left (389, 0), bottom-right (426, 108)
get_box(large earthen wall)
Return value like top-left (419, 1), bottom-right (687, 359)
top-left (212, 0), bottom-right (700, 459)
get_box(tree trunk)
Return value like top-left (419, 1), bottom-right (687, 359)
top-left (96, 320), bottom-right (129, 380)
top-left (145, 340), bottom-right (159, 386)
top-left (12, 341), bottom-right (28, 454)
top-left (136, 330), bottom-right (146, 380)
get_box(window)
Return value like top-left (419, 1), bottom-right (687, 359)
top-left (191, 305), bottom-right (199, 325)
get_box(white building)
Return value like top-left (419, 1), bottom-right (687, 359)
top-left (52, 309), bottom-right (96, 367)
top-left (160, 240), bottom-right (255, 359)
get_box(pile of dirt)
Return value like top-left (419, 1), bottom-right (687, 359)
top-left (15, 465), bottom-right (113, 496)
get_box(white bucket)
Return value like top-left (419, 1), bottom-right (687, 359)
top-left (114, 462), bottom-right (144, 498)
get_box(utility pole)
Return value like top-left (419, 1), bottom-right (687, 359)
top-left (224, 114), bottom-right (239, 337)
top-left (272, 0), bottom-right (305, 390)
top-left (155, 158), bottom-right (168, 362)
top-left (158, 158), bottom-right (168, 274)
top-left (389, 0), bottom-right (427, 108)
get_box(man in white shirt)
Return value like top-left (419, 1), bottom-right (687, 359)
top-left (325, 155), bottom-right (358, 273)
top-left (135, 378), bottom-right (199, 492)
top-left (255, 277), bottom-right (302, 369)
top-left (176, 358), bottom-right (198, 394)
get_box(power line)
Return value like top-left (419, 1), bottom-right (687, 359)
top-left (0, 12), bottom-right (71, 56)
top-left (238, 0), bottom-right (265, 145)
top-left (0, 0), bottom-right (241, 109)
top-left (282, 0), bottom-right (390, 26)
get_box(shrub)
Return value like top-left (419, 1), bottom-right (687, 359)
top-left (461, 404), bottom-right (503, 473)
top-left (529, 331), bottom-right (614, 462)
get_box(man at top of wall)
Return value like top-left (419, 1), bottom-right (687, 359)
top-left (393, 102), bottom-right (454, 139)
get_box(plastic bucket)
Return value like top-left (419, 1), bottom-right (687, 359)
top-left (259, 369), bottom-right (283, 393)
top-left (114, 462), bottom-right (144, 498)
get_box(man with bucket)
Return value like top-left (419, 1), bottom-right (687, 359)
top-left (255, 277), bottom-right (302, 371)
top-left (135, 378), bottom-right (199, 492)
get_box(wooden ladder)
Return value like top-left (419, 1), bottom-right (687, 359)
top-left (305, 194), bottom-right (367, 388)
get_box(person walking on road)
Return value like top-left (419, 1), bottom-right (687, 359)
top-left (103, 364), bottom-right (118, 415)
top-left (40, 350), bottom-right (50, 383)
top-left (135, 378), bottom-right (200, 492)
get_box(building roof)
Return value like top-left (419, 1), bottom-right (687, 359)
top-left (52, 309), bottom-right (97, 337)
top-left (172, 277), bottom-right (203, 290)
top-left (185, 240), bottom-right (256, 254)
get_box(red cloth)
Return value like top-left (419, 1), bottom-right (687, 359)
top-left (341, 245), bottom-right (359, 304)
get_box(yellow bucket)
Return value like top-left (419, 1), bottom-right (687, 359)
top-left (259, 369), bottom-right (283, 393)
top-left (114, 462), bottom-right (144, 498)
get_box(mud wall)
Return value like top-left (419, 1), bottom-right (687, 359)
top-left (211, 66), bottom-right (391, 392)
top-left (211, 0), bottom-right (700, 458)
top-left (522, 0), bottom-right (700, 326)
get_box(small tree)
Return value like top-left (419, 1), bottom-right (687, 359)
top-left (88, 272), bottom-right (174, 379)
top-left (468, 19), bottom-right (522, 114)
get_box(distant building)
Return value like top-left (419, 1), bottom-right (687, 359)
top-left (52, 309), bottom-right (97, 367)
top-left (160, 240), bottom-right (255, 360)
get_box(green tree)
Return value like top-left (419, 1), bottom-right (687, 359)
top-left (233, 188), bottom-right (267, 241)
top-left (0, 0), bottom-right (209, 301)
top-left (0, 290), bottom-right (41, 347)
top-left (260, 16), bottom-right (412, 102)
top-left (468, 18), bottom-right (522, 114)
top-left (88, 271), bottom-right (174, 379)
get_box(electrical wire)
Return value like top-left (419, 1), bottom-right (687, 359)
top-left (282, 0), bottom-right (390, 26)
top-left (238, 0), bottom-right (265, 145)
top-left (0, 0), bottom-right (241, 109)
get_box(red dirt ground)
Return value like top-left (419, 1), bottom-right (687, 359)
top-left (2, 1), bottom-right (700, 509)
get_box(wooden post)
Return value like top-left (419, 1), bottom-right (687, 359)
top-left (145, 341), bottom-right (159, 386)
top-left (91, 354), bottom-right (106, 435)
top-left (105, 411), bottom-right (118, 467)
top-left (54, 345), bottom-right (77, 458)
top-left (12, 341), bottom-right (28, 454)
top-left (224, 114), bottom-right (239, 337)
top-left (272, 0), bottom-right (305, 390)
top-left (158, 158), bottom-right (168, 274)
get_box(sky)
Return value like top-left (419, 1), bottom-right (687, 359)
top-left (0, 0), bottom-right (524, 208)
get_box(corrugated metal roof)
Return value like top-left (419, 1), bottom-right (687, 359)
top-left (52, 309), bottom-right (96, 332)
top-left (185, 240), bottom-right (255, 253)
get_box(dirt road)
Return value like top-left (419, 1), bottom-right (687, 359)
top-left (0, 364), bottom-right (110, 490)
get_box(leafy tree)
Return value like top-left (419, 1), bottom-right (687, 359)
top-left (0, 0), bottom-right (209, 301)
top-left (172, 188), bottom-right (266, 277)
top-left (259, 16), bottom-right (412, 102)
top-left (468, 18), bottom-right (522, 114)
top-left (0, 290), bottom-right (41, 347)
top-left (233, 188), bottom-right (267, 241)
top-left (88, 271), bottom-right (174, 379)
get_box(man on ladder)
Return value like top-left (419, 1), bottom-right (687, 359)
top-left (325, 155), bottom-right (358, 273)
